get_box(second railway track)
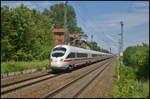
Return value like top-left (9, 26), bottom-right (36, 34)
top-left (1, 72), bottom-right (60, 95)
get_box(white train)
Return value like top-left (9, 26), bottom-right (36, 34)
top-left (50, 45), bottom-right (112, 71)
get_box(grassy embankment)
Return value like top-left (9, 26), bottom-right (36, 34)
top-left (111, 61), bottom-right (149, 98)
top-left (1, 60), bottom-right (50, 73)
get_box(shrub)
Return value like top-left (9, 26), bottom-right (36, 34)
top-left (1, 60), bottom-right (50, 73)
top-left (123, 43), bottom-right (149, 80)
top-left (111, 66), bottom-right (149, 98)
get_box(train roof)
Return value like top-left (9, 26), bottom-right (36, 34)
top-left (54, 45), bottom-right (111, 55)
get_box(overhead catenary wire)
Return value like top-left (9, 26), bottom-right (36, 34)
top-left (78, 3), bottom-right (120, 53)
top-left (70, 2), bottom-right (129, 53)
top-left (75, 5), bottom-right (108, 47)
top-left (74, 4), bottom-right (98, 35)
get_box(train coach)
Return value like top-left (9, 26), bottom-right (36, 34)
top-left (50, 45), bottom-right (112, 71)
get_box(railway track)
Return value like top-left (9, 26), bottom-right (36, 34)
top-left (1, 72), bottom-right (50, 88)
top-left (1, 57), bottom-right (114, 98)
top-left (1, 72), bottom-right (60, 95)
top-left (41, 59), bottom-right (113, 98)
top-left (0, 59), bottom-right (106, 94)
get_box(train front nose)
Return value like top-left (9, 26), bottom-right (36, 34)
top-left (51, 58), bottom-right (67, 70)
top-left (51, 58), bottom-right (62, 67)
top-left (50, 46), bottom-right (67, 70)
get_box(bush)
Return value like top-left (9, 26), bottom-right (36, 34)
top-left (1, 60), bottom-right (50, 73)
top-left (111, 66), bottom-right (149, 98)
top-left (123, 43), bottom-right (149, 80)
top-left (111, 43), bottom-right (149, 98)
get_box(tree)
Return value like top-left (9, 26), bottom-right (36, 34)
top-left (123, 43), bottom-right (149, 80)
top-left (1, 5), bottom-right (55, 61)
top-left (81, 33), bottom-right (88, 40)
top-left (72, 26), bottom-right (84, 34)
top-left (90, 41), bottom-right (100, 51)
top-left (49, 3), bottom-right (84, 34)
top-left (89, 41), bottom-right (110, 53)
top-left (1, 6), bottom-right (17, 61)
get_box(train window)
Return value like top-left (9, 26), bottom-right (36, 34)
top-left (53, 47), bottom-right (66, 52)
top-left (52, 51), bottom-right (65, 57)
top-left (92, 54), bottom-right (97, 57)
top-left (67, 53), bottom-right (76, 58)
top-left (77, 53), bottom-right (87, 57)
top-left (52, 47), bottom-right (66, 57)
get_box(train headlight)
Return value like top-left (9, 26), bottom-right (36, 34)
top-left (60, 59), bottom-right (63, 61)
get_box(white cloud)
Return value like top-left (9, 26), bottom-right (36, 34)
top-left (124, 10), bottom-right (148, 28)
top-left (1, 1), bottom-right (52, 10)
top-left (84, 6), bottom-right (149, 33)
top-left (2, 1), bottom-right (32, 8)
top-left (132, 2), bottom-right (149, 8)
top-left (81, 4), bottom-right (149, 53)
top-left (29, 1), bottom-right (52, 9)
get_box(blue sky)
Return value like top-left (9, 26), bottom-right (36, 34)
top-left (1, 1), bottom-right (149, 54)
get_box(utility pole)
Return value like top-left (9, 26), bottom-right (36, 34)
top-left (64, 1), bottom-right (69, 45)
top-left (91, 35), bottom-right (93, 42)
top-left (119, 21), bottom-right (124, 66)
top-left (91, 35), bottom-right (94, 50)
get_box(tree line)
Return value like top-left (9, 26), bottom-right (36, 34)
top-left (89, 41), bottom-right (110, 53)
top-left (1, 5), bottom-right (54, 61)
top-left (1, 3), bottom-right (109, 62)
top-left (1, 3), bottom-right (85, 62)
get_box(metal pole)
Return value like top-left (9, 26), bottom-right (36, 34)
top-left (91, 35), bottom-right (93, 42)
top-left (91, 35), bottom-right (94, 50)
top-left (64, 1), bottom-right (68, 45)
top-left (121, 21), bottom-right (123, 54)
top-left (120, 21), bottom-right (124, 66)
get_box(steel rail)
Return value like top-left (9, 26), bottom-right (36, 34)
top-left (1, 73), bottom-right (60, 95)
top-left (1, 57), bottom-right (113, 97)
top-left (41, 58), bottom-right (113, 98)
top-left (72, 59), bottom-right (113, 98)
top-left (1, 72), bottom-right (51, 88)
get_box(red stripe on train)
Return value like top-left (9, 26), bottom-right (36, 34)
top-left (64, 58), bottom-right (95, 62)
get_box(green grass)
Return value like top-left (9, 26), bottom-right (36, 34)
top-left (1, 60), bottom-right (50, 73)
top-left (111, 63), bottom-right (149, 98)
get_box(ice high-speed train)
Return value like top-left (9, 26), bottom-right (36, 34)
top-left (50, 45), bottom-right (112, 71)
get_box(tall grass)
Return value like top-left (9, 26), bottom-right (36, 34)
top-left (111, 64), bottom-right (149, 98)
top-left (1, 60), bottom-right (50, 73)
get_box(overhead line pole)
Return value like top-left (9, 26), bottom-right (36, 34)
top-left (64, 1), bottom-right (69, 45)
top-left (119, 21), bottom-right (124, 66)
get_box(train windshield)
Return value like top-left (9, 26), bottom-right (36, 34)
top-left (53, 47), bottom-right (66, 52)
top-left (52, 47), bottom-right (66, 57)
